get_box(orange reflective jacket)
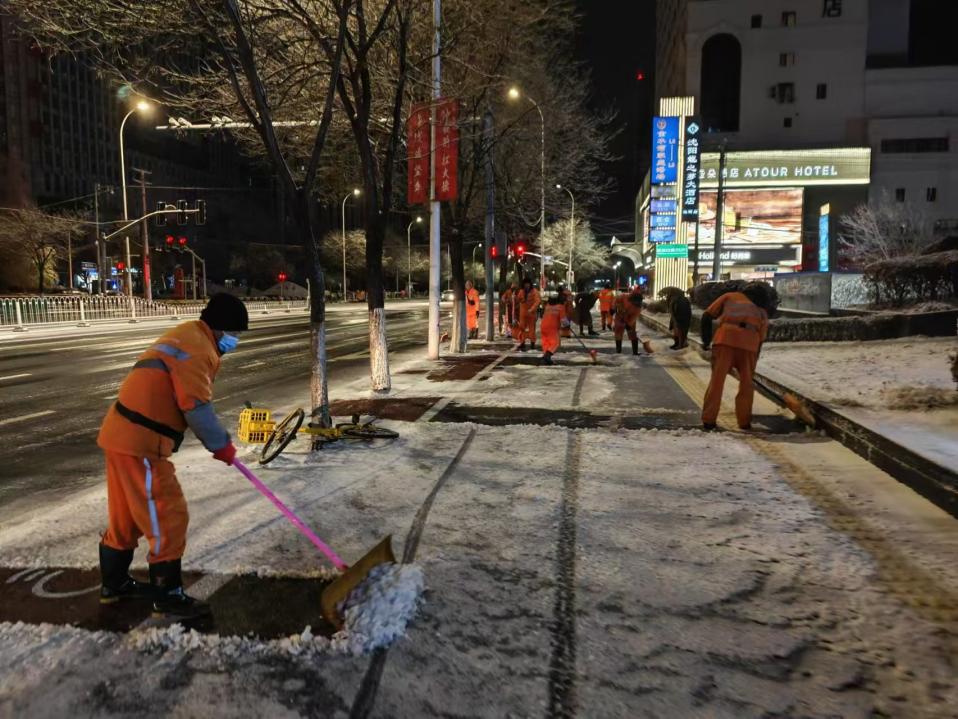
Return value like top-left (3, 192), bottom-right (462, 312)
top-left (598, 289), bottom-right (615, 311)
top-left (98, 320), bottom-right (222, 460)
top-left (705, 291), bottom-right (769, 353)
top-left (613, 292), bottom-right (642, 327)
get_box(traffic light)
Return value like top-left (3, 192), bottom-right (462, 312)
top-left (490, 245), bottom-right (498, 259)
top-left (177, 200), bottom-right (188, 225)
top-left (278, 272), bottom-right (288, 283)
top-left (178, 236), bottom-right (188, 248)
top-left (165, 235), bottom-right (175, 249)
top-left (155, 201), bottom-right (167, 226)
top-left (116, 261), bottom-right (126, 271)
top-left (516, 243), bottom-right (526, 258)
top-left (196, 199), bottom-right (206, 225)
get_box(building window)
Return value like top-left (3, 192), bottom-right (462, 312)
top-left (782, 11), bottom-right (797, 26)
top-left (823, 0), bottom-right (843, 18)
top-left (701, 34), bottom-right (742, 132)
top-left (895, 188), bottom-right (906, 202)
top-left (751, 14), bottom-right (763, 28)
top-left (927, 187), bottom-right (937, 202)
top-left (816, 83), bottom-right (828, 99)
top-left (774, 82), bottom-right (796, 103)
top-left (779, 52), bottom-right (796, 67)
top-left (881, 137), bottom-right (949, 153)
top-left (784, 117), bottom-right (793, 128)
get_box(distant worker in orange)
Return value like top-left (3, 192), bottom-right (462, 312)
top-left (516, 277), bottom-right (540, 351)
top-left (539, 294), bottom-right (567, 365)
top-left (700, 285), bottom-right (769, 431)
top-left (465, 280), bottom-right (481, 339)
top-left (598, 282), bottom-right (615, 331)
top-left (613, 286), bottom-right (653, 355)
top-left (499, 282), bottom-right (516, 337)
top-left (96, 293), bottom-right (247, 620)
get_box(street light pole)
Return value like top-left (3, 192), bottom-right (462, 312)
top-left (472, 243), bottom-right (482, 283)
top-left (118, 100), bottom-right (150, 297)
top-left (407, 216), bottom-right (422, 297)
top-left (508, 88), bottom-right (546, 291)
top-left (557, 184), bottom-right (574, 286)
top-left (342, 188), bottom-right (360, 301)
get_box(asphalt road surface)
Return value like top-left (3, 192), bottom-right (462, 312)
top-left (0, 302), bottom-right (433, 519)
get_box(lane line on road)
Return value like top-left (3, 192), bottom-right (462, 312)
top-left (0, 410), bottom-right (55, 427)
top-left (0, 373), bottom-right (32, 382)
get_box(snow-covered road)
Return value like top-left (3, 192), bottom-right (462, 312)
top-left (1, 340), bottom-right (955, 718)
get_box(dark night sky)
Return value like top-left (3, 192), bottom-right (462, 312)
top-left (573, 0), bottom-right (656, 240)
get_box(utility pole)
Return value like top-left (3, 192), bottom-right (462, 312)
top-left (94, 183), bottom-right (104, 294)
top-left (427, 0), bottom-right (442, 360)
top-left (66, 230), bottom-right (73, 290)
top-left (133, 168), bottom-right (153, 301)
top-left (711, 142), bottom-right (727, 281)
top-left (483, 110), bottom-right (496, 341)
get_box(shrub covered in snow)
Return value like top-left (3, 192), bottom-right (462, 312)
top-left (691, 280), bottom-right (780, 315)
top-left (864, 250), bottom-right (958, 307)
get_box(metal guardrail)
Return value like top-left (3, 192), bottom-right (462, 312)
top-left (0, 296), bottom-right (307, 330)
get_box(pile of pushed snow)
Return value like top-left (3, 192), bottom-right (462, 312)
top-left (332, 562), bottom-right (425, 656)
top-left (128, 622), bottom-right (331, 660)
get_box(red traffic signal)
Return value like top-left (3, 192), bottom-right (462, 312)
top-left (278, 272), bottom-right (288, 282)
top-left (178, 236), bottom-right (188, 247)
top-left (116, 261), bottom-right (126, 271)
top-left (165, 235), bottom-right (175, 246)
top-left (490, 246), bottom-right (498, 259)
top-left (516, 243), bottom-right (526, 257)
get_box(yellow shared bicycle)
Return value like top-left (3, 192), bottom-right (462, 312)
top-left (238, 405), bottom-right (399, 466)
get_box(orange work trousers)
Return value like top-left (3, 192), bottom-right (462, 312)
top-left (702, 345), bottom-right (758, 428)
top-left (523, 314), bottom-right (537, 346)
top-left (101, 451), bottom-right (189, 564)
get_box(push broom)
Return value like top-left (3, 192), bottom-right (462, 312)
top-left (233, 459), bottom-right (395, 628)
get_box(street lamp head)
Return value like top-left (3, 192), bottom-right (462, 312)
top-left (352, 188), bottom-right (361, 196)
top-left (416, 216), bottom-right (423, 223)
top-left (136, 100), bottom-right (151, 113)
top-left (507, 86), bottom-right (521, 101)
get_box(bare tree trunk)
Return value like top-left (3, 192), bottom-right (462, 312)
top-left (366, 213), bottom-right (390, 391)
top-left (448, 227), bottom-right (467, 352)
top-left (298, 193), bottom-right (331, 428)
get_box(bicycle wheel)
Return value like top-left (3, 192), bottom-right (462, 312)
top-left (342, 422), bottom-right (399, 441)
top-left (260, 408), bottom-right (305, 465)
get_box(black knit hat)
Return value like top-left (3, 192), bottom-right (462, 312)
top-left (200, 293), bottom-right (249, 331)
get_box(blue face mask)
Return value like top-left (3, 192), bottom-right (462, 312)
top-left (217, 333), bottom-right (239, 354)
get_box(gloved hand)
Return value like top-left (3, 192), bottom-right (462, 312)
top-left (560, 318), bottom-right (571, 329)
top-left (213, 442), bottom-right (237, 466)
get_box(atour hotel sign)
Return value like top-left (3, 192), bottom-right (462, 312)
top-left (699, 148), bottom-right (871, 188)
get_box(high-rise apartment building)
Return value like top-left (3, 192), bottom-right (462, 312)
top-left (654, 0), bottom-right (958, 224)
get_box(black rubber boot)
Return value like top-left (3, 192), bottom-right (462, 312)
top-left (99, 544), bottom-right (151, 604)
top-left (150, 560), bottom-right (211, 619)
top-left (541, 352), bottom-right (554, 366)
top-left (518, 341), bottom-right (527, 352)
top-left (615, 339), bottom-right (623, 354)
top-left (631, 339), bottom-right (640, 355)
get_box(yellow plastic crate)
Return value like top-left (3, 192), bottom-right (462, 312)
top-left (238, 407), bottom-right (275, 444)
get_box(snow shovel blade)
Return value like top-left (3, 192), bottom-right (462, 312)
top-left (320, 535), bottom-right (396, 628)
top-left (588, 349), bottom-right (598, 364)
top-left (783, 392), bottom-right (816, 428)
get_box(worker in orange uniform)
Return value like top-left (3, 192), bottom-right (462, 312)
top-left (613, 286), bottom-right (654, 355)
top-left (539, 294), bottom-right (566, 365)
top-left (598, 282), bottom-right (615, 331)
top-left (700, 287), bottom-right (769, 431)
top-left (499, 282), bottom-right (516, 337)
top-left (516, 277), bottom-right (540, 351)
top-left (465, 280), bottom-right (481, 339)
top-left (96, 293), bottom-right (247, 619)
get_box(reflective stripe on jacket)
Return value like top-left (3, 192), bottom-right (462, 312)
top-left (705, 291), bottom-right (769, 353)
top-left (98, 320), bottom-right (225, 460)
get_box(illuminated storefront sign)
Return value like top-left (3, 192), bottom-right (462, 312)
top-left (650, 213), bottom-right (676, 228)
top-left (682, 117), bottom-right (701, 220)
top-left (697, 188), bottom-right (804, 247)
top-left (694, 247), bottom-right (800, 265)
top-left (657, 243), bottom-right (688, 259)
top-left (819, 203), bottom-right (830, 272)
top-left (650, 229), bottom-right (677, 244)
top-left (699, 148), bottom-right (871, 188)
top-left (651, 116), bottom-right (680, 184)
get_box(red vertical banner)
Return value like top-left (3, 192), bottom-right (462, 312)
top-left (435, 98), bottom-right (459, 202)
top-left (407, 101), bottom-right (431, 205)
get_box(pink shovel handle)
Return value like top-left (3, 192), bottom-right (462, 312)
top-left (234, 459), bottom-right (348, 571)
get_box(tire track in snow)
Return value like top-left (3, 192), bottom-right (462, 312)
top-left (349, 428), bottom-right (478, 719)
top-left (548, 368), bottom-right (586, 719)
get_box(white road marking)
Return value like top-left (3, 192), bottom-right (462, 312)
top-left (0, 410), bottom-right (55, 427)
top-left (0, 373), bottom-right (31, 381)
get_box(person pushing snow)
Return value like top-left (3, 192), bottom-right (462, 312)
top-left (96, 293), bottom-right (247, 619)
